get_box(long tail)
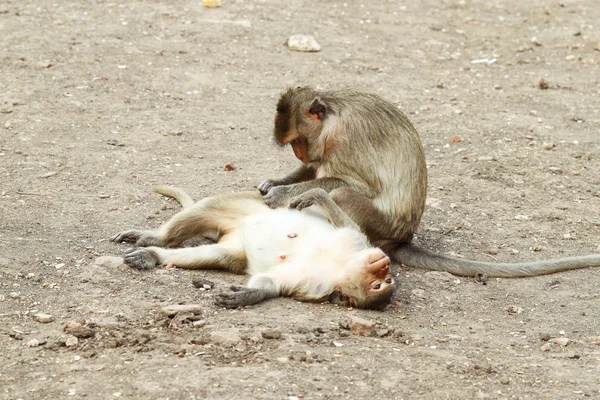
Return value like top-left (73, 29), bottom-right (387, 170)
top-left (154, 185), bottom-right (195, 209)
top-left (392, 243), bottom-right (600, 278)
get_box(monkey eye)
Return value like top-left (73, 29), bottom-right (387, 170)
top-left (372, 282), bottom-right (381, 290)
top-left (385, 277), bottom-right (393, 284)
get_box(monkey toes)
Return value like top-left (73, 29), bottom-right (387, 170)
top-left (123, 248), bottom-right (160, 270)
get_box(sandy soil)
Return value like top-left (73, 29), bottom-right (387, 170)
top-left (1, 0), bottom-right (599, 399)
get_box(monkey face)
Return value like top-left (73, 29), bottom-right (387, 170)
top-left (331, 248), bottom-right (396, 310)
top-left (273, 87), bottom-right (330, 164)
top-left (364, 249), bottom-right (395, 295)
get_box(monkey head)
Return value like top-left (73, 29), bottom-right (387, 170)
top-left (330, 248), bottom-right (396, 310)
top-left (274, 87), bottom-right (332, 164)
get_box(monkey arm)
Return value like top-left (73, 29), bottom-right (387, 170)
top-left (289, 188), bottom-right (362, 232)
top-left (263, 176), bottom-right (347, 208)
top-left (215, 275), bottom-right (280, 308)
top-left (258, 164), bottom-right (316, 195)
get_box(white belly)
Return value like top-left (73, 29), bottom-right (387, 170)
top-left (240, 206), bottom-right (334, 275)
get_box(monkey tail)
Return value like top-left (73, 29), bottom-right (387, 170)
top-left (154, 185), bottom-right (195, 209)
top-left (391, 242), bottom-right (600, 278)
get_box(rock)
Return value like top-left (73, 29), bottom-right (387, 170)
top-left (499, 376), bottom-right (510, 385)
top-left (581, 336), bottom-right (600, 344)
top-left (550, 337), bottom-right (570, 346)
top-left (93, 256), bottom-right (125, 268)
top-left (506, 305), bottom-right (523, 314)
top-left (348, 316), bottom-right (375, 337)
top-left (261, 328), bottom-right (282, 340)
top-left (541, 342), bottom-right (551, 352)
top-left (376, 328), bottom-right (391, 338)
top-left (209, 329), bottom-right (241, 346)
top-left (193, 319), bottom-right (207, 328)
top-left (27, 339), bottom-right (41, 347)
top-left (65, 336), bottom-right (78, 347)
top-left (411, 288), bottom-right (426, 299)
top-left (191, 278), bottom-right (215, 290)
top-left (160, 304), bottom-right (202, 317)
top-left (286, 34), bottom-right (321, 52)
top-left (64, 324), bottom-right (96, 339)
top-left (33, 313), bottom-right (54, 323)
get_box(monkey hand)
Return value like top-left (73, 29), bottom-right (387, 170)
top-left (289, 188), bottom-right (329, 211)
top-left (258, 179), bottom-right (280, 195)
top-left (215, 286), bottom-right (276, 308)
top-left (262, 185), bottom-right (294, 208)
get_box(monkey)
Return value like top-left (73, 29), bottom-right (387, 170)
top-left (259, 86), bottom-right (600, 278)
top-left (110, 185), bottom-right (395, 309)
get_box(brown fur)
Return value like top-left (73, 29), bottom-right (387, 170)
top-left (260, 86), bottom-right (600, 278)
top-left (111, 186), bottom-right (395, 309)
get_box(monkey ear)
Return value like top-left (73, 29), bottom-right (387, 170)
top-left (308, 98), bottom-right (327, 120)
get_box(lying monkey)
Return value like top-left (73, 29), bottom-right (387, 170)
top-left (111, 186), bottom-right (395, 309)
top-left (259, 86), bottom-right (600, 277)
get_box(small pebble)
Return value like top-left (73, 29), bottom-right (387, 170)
top-left (261, 328), bottom-right (282, 340)
top-left (93, 256), bottom-right (125, 268)
top-left (33, 313), bottom-right (55, 323)
top-left (65, 336), bottom-right (78, 347)
top-left (161, 304), bottom-right (202, 317)
top-left (550, 337), bottom-right (570, 346)
top-left (286, 34), bottom-right (321, 52)
top-left (348, 316), bottom-right (375, 337)
top-left (488, 248), bottom-right (498, 255)
top-left (541, 342), bottom-right (551, 352)
top-left (506, 305), bottom-right (523, 314)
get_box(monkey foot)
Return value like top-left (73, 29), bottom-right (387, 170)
top-left (123, 248), bottom-right (159, 269)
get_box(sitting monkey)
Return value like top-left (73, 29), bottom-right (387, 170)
top-left (111, 186), bottom-right (395, 309)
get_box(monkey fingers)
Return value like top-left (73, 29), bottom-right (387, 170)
top-left (111, 230), bottom-right (143, 244)
top-left (111, 230), bottom-right (163, 247)
top-left (258, 179), bottom-right (278, 195)
top-left (215, 286), bottom-right (277, 308)
top-left (263, 185), bottom-right (294, 208)
top-left (123, 248), bottom-right (159, 270)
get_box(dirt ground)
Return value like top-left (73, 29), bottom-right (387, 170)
top-left (1, 0), bottom-right (599, 399)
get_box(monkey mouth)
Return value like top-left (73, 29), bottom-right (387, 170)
top-left (371, 255), bottom-right (391, 270)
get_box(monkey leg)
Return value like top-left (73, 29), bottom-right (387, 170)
top-left (263, 176), bottom-right (346, 208)
top-left (123, 234), bottom-right (247, 273)
top-left (112, 191), bottom-right (265, 248)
